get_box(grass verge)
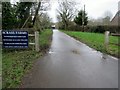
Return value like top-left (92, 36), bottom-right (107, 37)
top-left (2, 29), bottom-right (53, 88)
top-left (39, 29), bottom-right (53, 51)
top-left (62, 30), bottom-right (119, 57)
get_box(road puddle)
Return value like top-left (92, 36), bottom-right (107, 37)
top-left (71, 49), bottom-right (80, 54)
top-left (49, 50), bottom-right (55, 54)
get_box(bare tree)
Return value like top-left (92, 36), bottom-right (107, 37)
top-left (102, 11), bottom-right (113, 25)
top-left (57, 0), bottom-right (76, 30)
top-left (34, 13), bottom-right (51, 32)
top-left (32, 0), bottom-right (50, 30)
top-left (88, 17), bottom-right (103, 26)
top-left (103, 10), bottom-right (113, 19)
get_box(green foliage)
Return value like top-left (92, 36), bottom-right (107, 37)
top-left (2, 2), bottom-right (51, 30)
top-left (15, 2), bottom-right (33, 28)
top-left (2, 50), bottom-right (42, 88)
top-left (89, 26), bottom-right (120, 33)
top-left (2, 2), bottom-right (17, 30)
top-left (92, 26), bottom-right (105, 33)
top-left (74, 10), bottom-right (88, 26)
top-left (63, 30), bottom-right (119, 57)
top-left (39, 29), bottom-right (53, 50)
top-left (2, 2), bottom-right (33, 30)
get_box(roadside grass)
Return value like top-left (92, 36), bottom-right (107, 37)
top-left (2, 50), bottom-right (41, 88)
top-left (2, 29), bottom-right (53, 88)
top-left (62, 30), bottom-right (119, 57)
top-left (39, 29), bottom-right (53, 51)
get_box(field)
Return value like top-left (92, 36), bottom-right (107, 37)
top-left (2, 29), bottom-right (53, 88)
top-left (63, 31), bottom-right (119, 57)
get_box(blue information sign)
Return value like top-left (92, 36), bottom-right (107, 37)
top-left (2, 31), bottom-right (28, 48)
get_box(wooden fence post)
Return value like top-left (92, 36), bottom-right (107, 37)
top-left (35, 31), bottom-right (39, 52)
top-left (104, 31), bottom-right (110, 50)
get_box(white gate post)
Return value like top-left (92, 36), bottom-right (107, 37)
top-left (35, 31), bottom-right (39, 52)
top-left (104, 31), bottom-right (110, 50)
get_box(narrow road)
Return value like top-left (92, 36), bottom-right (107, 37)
top-left (21, 29), bottom-right (118, 88)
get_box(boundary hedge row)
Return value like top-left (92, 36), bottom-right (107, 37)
top-left (61, 25), bottom-right (120, 33)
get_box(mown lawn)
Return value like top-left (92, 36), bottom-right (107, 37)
top-left (2, 29), bottom-right (53, 88)
top-left (63, 30), bottom-right (119, 57)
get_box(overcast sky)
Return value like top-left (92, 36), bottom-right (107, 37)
top-left (48, 0), bottom-right (119, 23)
top-left (11, 0), bottom-right (119, 23)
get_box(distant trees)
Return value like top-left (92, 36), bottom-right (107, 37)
top-left (102, 16), bottom-right (111, 25)
top-left (88, 11), bottom-right (113, 26)
top-left (39, 14), bottom-right (52, 29)
top-left (88, 18), bottom-right (103, 26)
top-left (102, 11), bottom-right (113, 25)
top-left (103, 11), bottom-right (113, 19)
top-left (56, 0), bottom-right (89, 30)
top-left (74, 10), bottom-right (88, 26)
top-left (33, 1), bottom-right (51, 31)
top-left (88, 17), bottom-right (111, 26)
top-left (34, 13), bottom-right (52, 31)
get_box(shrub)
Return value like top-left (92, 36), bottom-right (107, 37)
top-left (66, 25), bottom-right (119, 34)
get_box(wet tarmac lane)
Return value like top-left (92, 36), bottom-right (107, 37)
top-left (21, 29), bottom-right (118, 88)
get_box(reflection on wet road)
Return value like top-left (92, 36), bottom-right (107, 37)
top-left (21, 29), bottom-right (118, 88)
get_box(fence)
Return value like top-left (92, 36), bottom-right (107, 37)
top-left (29, 31), bottom-right (40, 52)
top-left (0, 30), bottom-right (40, 52)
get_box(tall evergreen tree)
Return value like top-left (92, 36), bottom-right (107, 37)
top-left (74, 10), bottom-right (88, 26)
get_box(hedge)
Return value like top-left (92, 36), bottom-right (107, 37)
top-left (66, 25), bottom-right (120, 34)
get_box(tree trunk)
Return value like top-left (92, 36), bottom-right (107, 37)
top-left (33, 2), bottom-right (41, 26)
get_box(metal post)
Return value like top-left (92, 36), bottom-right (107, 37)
top-left (35, 31), bottom-right (39, 52)
top-left (83, 5), bottom-right (85, 32)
